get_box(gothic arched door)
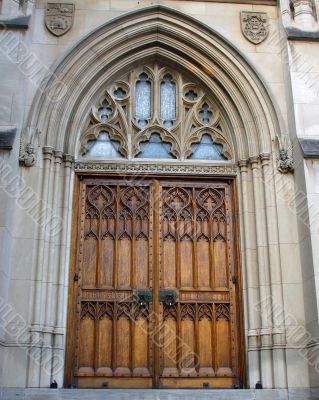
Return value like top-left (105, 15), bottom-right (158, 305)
top-left (65, 62), bottom-right (244, 388)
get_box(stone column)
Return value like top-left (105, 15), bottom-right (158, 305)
top-left (52, 154), bottom-right (74, 386)
top-left (260, 153), bottom-right (288, 388)
top-left (250, 156), bottom-right (274, 388)
top-left (27, 146), bottom-right (54, 387)
top-left (238, 160), bottom-right (261, 388)
top-left (39, 150), bottom-right (64, 387)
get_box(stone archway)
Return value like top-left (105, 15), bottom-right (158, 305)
top-left (23, 5), bottom-right (295, 389)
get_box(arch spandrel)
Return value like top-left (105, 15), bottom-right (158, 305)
top-left (26, 5), bottom-right (284, 163)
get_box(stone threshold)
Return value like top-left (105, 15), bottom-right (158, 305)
top-left (1, 388), bottom-right (319, 400)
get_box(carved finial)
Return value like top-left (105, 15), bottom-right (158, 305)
top-left (290, 0), bottom-right (317, 31)
top-left (276, 134), bottom-right (294, 174)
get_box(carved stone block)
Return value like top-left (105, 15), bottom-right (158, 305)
top-left (241, 11), bottom-right (269, 44)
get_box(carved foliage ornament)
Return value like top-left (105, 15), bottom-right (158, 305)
top-left (45, 2), bottom-right (75, 37)
top-left (241, 11), bottom-right (269, 44)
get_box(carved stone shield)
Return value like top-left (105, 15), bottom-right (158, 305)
top-left (241, 12), bottom-right (269, 44)
top-left (45, 3), bottom-right (74, 37)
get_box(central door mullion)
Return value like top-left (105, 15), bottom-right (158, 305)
top-left (152, 179), bottom-right (161, 388)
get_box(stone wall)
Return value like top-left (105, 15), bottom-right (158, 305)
top-left (0, 0), bottom-right (318, 390)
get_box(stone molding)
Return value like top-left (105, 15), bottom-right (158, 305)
top-left (74, 161), bottom-right (238, 176)
top-left (0, 15), bottom-right (30, 29)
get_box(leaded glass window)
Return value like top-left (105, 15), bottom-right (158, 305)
top-left (189, 134), bottom-right (226, 160)
top-left (83, 132), bottom-right (123, 158)
top-left (160, 74), bottom-right (176, 128)
top-left (137, 133), bottom-right (175, 159)
top-left (135, 73), bottom-right (151, 128)
top-left (80, 62), bottom-right (232, 161)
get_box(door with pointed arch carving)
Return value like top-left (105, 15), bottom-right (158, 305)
top-left (65, 175), bottom-right (243, 389)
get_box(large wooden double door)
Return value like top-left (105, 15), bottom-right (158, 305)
top-left (65, 175), bottom-right (243, 388)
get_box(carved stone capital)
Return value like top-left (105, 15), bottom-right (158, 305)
top-left (238, 159), bottom-right (249, 172)
top-left (260, 153), bottom-right (271, 167)
top-left (63, 154), bottom-right (75, 168)
top-left (54, 150), bottom-right (64, 164)
top-left (249, 156), bottom-right (260, 169)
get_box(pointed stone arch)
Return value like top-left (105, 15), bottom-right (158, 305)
top-left (23, 6), bottom-right (298, 390)
top-left (25, 5), bottom-right (285, 162)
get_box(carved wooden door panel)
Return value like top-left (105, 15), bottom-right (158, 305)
top-left (72, 177), bottom-right (154, 388)
top-left (157, 180), bottom-right (240, 388)
top-left (66, 177), bottom-right (242, 389)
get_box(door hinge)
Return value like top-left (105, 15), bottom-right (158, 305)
top-left (74, 272), bottom-right (79, 282)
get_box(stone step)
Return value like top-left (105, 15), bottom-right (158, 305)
top-left (1, 389), bottom-right (318, 400)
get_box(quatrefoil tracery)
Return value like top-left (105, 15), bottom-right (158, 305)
top-left (80, 63), bottom-right (232, 161)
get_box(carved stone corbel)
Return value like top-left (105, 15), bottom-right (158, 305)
top-left (276, 134), bottom-right (294, 174)
top-left (19, 143), bottom-right (37, 167)
top-left (19, 127), bottom-right (41, 167)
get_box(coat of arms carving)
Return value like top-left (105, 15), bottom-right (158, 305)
top-left (45, 3), bottom-right (75, 37)
top-left (241, 12), bottom-right (269, 44)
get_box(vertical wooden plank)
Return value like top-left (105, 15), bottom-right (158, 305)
top-left (117, 238), bottom-right (132, 288)
top-left (180, 239), bottom-right (193, 288)
top-left (100, 237), bottom-right (114, 287)
top-left (135, 239), bottom-right (149, 288)
top-left (197, 239), bottom-right (210, 288)
top-left (133, 317), bottom-right (150, 376)
top-left (78, 317), bottom-right (95, 376)
top-left (96, 317), bottom-right (113, 376)
top-left (214, 239), bottom-right (228, 288)
top-left (163, 240), bottom-right (176, 288)
top-left (114, 316), bottom-right (131, 376)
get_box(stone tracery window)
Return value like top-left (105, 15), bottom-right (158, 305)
top-left (80, 62), bottom-right (232, 161)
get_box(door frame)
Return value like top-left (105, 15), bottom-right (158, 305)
top-left (64, 172), bottom-right (246, 389)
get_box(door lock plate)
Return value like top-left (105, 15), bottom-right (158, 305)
top-left (159, 289), bottom-right (177, 304)
top-left (134, 289), bottom-right (153, 304)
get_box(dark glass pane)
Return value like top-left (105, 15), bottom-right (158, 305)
top-left (160, 74), bottom-right (176, 128)
top-left (98, 100), bottom-right (113, 122)
top-left (185, 89), bottom-right (198, 101)
top-left (199, 103), bottom-right (213, 125)
top-left (83, 131), bottom-right (123, 158)
top-left (137, 133), bottom-right (175, 159)
top-left (135, 73), bottom-right (151, 127)
top-left (189, 134), bottom-right (227, 160)
top-left (113, 87), bottom-right (127, 99)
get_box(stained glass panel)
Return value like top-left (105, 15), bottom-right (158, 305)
top-left (83, 132), bottom-right (123, 158)
top-left (137, 133), bottom-right (175, 159)
top-left (135, 73), bottom-right (151, 128)
top-left (189, 134), bottom-right (227, 160)
top-left (160, 74), bottom-right (176, 128)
